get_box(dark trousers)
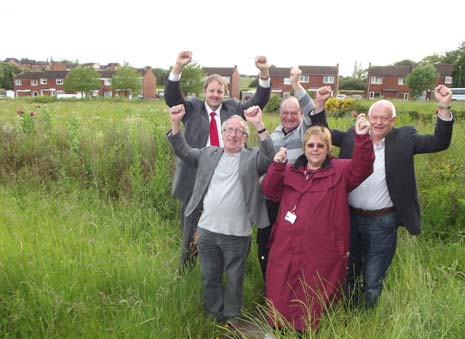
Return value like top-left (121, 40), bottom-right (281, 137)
top-left (257, 199), bottom-right (279, 281)
top-left (197, 227), bottom-right (251, 321)
top-left (345, 210), bottom-right (398, 308)
top-left (179, 200), bottom-right (202, 270)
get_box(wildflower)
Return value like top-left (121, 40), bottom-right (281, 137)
top-left (30, 111), bottom-right (35, 116)
top-left (352, 111), bottom-right (358, 118)
top-left (17, 110), bottom-right (24, 115)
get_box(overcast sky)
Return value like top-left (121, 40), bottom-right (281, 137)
top-left (3, 0), bottom-right (464, 77)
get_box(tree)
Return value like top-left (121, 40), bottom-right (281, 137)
top-left (445, 41), bottom-right (465, 87)
top-left (393, 59), bottom-right (417, 68)
top-left (352, 60), bottom-right (367, 80)
top-left (339, 76), bottom-right (366, 91)
top-left (180, 62), bottom-right (206, 96)
top-left (422, 41), bottom-right (465, 87)
top-left (405, 64), bottom-right (439, 99)
top-left (64, 65), bottom-right (101, 98)
top-left (0, 62), bottom-right (20, 90)
top-left (420, 53), bottom-right (444, 65)
top-left (152, 68), bottom-right (169, 86)
top-left (111, 64), bottom-right (142, 98)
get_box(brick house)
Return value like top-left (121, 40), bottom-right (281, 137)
top-left (202, 66), bottom-right (241, 99)
top-left (5, 58), bottom-right (49, 71)
top-left (14, 70), bottom-right (68, 97)
top-left (366, 63), bottom-right (454, 100)
top-left (269, 65), bottom-right (339, 97)
top-left (142, 67), bottom-right (157, 99)
top-left (13, 67), bottom-right (157, 99)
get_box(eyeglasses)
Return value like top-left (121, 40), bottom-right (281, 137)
top-left (369, 115), bottom-right (392, 122)
top-left (306, 142), bottom-right (325, 149)
top-left (223, 127), bottom-right (246, 135)
top-left (281, 111), bottom-right (299, 116)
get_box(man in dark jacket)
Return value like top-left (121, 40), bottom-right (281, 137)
top-left (311, 85), bottom-right (454, 308)
top-left (164, 51), bottom-right (271, 269)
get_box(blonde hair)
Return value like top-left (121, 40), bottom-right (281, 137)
top-left (303, 125), bottom-right (333, 156)
top-left (204, 74), bottom-right (228, 94)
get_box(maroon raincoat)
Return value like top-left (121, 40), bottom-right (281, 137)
top-left (262, 133), bottom-right (374, 331)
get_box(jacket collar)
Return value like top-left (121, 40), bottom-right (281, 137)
top-left (293, 154), bottom-right (332, 171)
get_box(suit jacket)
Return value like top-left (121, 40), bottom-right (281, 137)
top-left (311, 112), bottom-right (454, 235)
top-left (167, 131), bottom-right (275, 229)
top-left (165, 79), bottom-right (271, 203)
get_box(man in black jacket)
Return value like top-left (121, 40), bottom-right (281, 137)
top-left (311, 85), bottom-right (454, 308)
top-left (164, 51), bottom-right (271, 269)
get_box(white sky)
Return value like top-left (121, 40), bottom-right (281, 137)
top-left (2, 0), bottom-right (464, 76)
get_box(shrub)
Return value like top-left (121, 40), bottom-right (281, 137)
top-left (263, 95), bottom-right (281, 113)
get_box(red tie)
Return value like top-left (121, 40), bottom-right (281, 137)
top-left (209, 112), bottom-right (220, 146)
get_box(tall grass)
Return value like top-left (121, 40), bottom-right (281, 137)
top-left (0, 98), bottom-right (463, 338)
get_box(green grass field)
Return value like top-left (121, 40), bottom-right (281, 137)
top-left (0, 97), bottom-right (463, 338)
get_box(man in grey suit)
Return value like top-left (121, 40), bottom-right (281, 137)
top-left (311, 85), bottom-right (454, 308)
top-left (167, 103), bottom-right (274, 324)
top-left (164, 51), bottom-right (271, 268)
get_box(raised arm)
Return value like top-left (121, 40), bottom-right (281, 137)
top-left (413, 85), bottom-right (454, 153)
top-left (239, 56), bottom-right (271, 111)
top-left (167, 104), bottom-right (200, 167)
top-left (347, 114), bottom-right (374, 191)
top-left (290, 66), bottom-right (315, 129)
top-left (244, 105), bottom-right (275, 173)
top-left (164, 51), bottom-right (193, 107)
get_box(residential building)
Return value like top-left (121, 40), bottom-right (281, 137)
top-left (269, 65), bottom-right (339, 98)
top-left (14, 71), bottom-right (68, 97)
top-left (13, 67), bottom-right (157, 99)
top-left (366, 63), bottom-right (454, 100)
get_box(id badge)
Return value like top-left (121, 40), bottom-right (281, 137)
top-left (284, 211), bottom-right (297, 224)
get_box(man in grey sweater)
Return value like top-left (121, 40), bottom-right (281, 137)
top-left (167, 103), bottom-right (275, 324)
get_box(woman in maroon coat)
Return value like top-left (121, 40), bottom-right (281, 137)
top-left (261, 115), bottom-right (374, 332)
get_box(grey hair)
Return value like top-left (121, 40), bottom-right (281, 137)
top-left (368, 99), bottom-right (396, 117)
top-left (222, 115), bottom-right (249, 135)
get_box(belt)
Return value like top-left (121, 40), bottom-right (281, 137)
top-left (350, 206), bottom-right (395, 217)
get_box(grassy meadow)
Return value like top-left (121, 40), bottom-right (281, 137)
top-left (0, 97), bottom-right (464, 338)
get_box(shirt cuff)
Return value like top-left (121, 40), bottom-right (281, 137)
top-left (168, 72), bottom-right (181, 81)
top-left (259, 77), bottom-right (270, 88)
top-left (294, 89), bottom-right (305, 99)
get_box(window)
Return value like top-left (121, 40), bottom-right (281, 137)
top-left (15, 79), bottom-right (22, 86)
top-left (283, 77), bottom-right (291, 85)
top-left (31, 80), bottom-right (38, 86)
top-left (300, 75), bottom-right (309, 83)
top-left (403, 93), bottom-right (409, 100)
top-left (398, 77), bottom-right (404, 85)
top-left (223, 76), bottom-right (230, 84)
top-left (56, 90), bottom-right (64, 95)
top-left (104, 79), bottom-right (111, 86)
top-left (40, 78), bottom-right (47, 85)
top-left (56, 79), bottom-right (64, 85)
top-left (323, 76), bottom-right (334, 84)
top-left (445, 76), bottom-right (452, 84)
top-left (371, 76), bottom-right (383, 84)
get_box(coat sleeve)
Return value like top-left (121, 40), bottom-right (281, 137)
top-left (261, 162), bottom-right (287, 203)
top-left (167, 131), bottom-right (201, 168)
top-left (346, 133), bottom-right (374, 191)
top-left (298, 90), bottom-right (315, 131)
top-left (239, 83), bottom-right (271, 111)
top-left (413, 116), bottom-right (454, 154)
top-left (257, 136), bottom-right (276, 176)
top-left (164, 79), bottom-right (185, 107)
